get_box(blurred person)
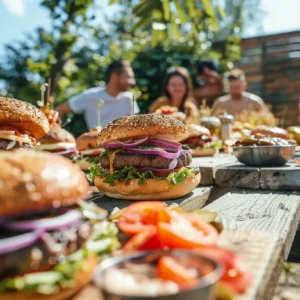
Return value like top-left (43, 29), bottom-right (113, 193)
top-left (56, 60), bottom-right (138, 128)
top-left (194, 58), bottom-right (224, 105)
top-left (149, 67), bottom-right (199, 118)
top-left (211, 69), bottom-right (269, 116)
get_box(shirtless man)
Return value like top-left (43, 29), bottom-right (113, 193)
top-left (211, 69), bottom-right (268, 116)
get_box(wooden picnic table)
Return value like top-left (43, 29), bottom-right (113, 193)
top-left (73, 153), bottom-right (300, 300)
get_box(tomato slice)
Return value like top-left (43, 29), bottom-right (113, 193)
top-left (194, 247), bottom-right (251, 294)
top-left (157, 209), bottom-right (218, 249)
top-left (118, 202), bottom-right (167, 236)
top-left (122, 227), bottom-right (162, 253)
top-left (157, 256), bottom-right (198, 289)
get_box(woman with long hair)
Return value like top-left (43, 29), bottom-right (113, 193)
top-left (149, 67), bottom-right (199, 119)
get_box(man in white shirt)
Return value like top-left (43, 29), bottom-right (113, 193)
top-left (56, 60), bottom-right (139, 128)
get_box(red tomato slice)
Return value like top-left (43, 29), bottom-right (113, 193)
top-left (157, 210), bottom-right (218, 249)
top-left (157, 256), bottom-right (198, 289)
top-left (194, 247), bottom-right (251, 294)
top-left (118, 202), bottom-right (167, 236)
top-left (122, 227), bottom-right (162, 253)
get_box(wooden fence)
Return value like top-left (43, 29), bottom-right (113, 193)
top-left (239, 30), bottom-right (300, 127)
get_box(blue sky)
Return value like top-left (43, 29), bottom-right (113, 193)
top-left (0, 0), bottom-right (299, 56)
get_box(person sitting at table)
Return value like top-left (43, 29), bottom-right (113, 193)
top-left (56, 60), bottom-right (138, 128)
top-left (149, 67), bottom-right (199, 118)
top-left (211, 69), bottom-right (269, 116)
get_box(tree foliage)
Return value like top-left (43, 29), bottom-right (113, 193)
top-left (0, 0), bottom-right (262, 136)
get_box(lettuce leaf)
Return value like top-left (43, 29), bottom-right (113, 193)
top-left (90, 165), bottom-right (194, 187)
top-left (0, 222), bottom-right (120, 294)
top-left (85, 156), bottom-right (99, 164)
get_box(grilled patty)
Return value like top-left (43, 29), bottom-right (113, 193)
top-left (0, 139), bottom-right (34, 150)
top-left (0, 220), bottom-right (92, 279)
top-left (99, 151), bottom-right (192, 170)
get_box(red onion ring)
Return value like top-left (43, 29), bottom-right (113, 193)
top-left (6, 209), bottom-right (81, 232)
top-left (104, 137), bottom-right (149, 150)
top-left (127, 148), bottom-right (180, 159)
top-left (148, 139), bottom-right (182, 151)
top-left (55, 147), bottom-right (78, 156)
top-left (0, 230), bottom-right (43, 255)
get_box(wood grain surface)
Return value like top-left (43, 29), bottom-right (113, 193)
top-left (88, 187), bottom-right (211, 213)
top-left (191, 155), bottom-right (237, 185)
top-left (204, 190), bottom-right (300, 258)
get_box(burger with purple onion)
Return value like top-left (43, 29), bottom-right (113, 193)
top-left (0, 151), bottom-right (119, 300)
top-left (36, 126), bottom-right (78, 159)
top-left (90, 114), bottom-right (201, 200)
top-left (0, 97), bottom-right (50, 150)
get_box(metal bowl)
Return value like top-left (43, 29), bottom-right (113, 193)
top-left (93, 250), bottom-right (223, 300)
top-left (233, 145), bottom-right (296, 167)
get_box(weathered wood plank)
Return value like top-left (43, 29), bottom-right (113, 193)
top-left (89, 187), bottom-right (211, 213)
top-left (73, 229), bottom-right (283, 300)
top-left (204, 190), bottom-right (300, 258)
top-left (218, 230), bottom-right (283, 300)
top-left (191, 155), bottom-right (237, 185)
top-left (215, 164), bottom-right (260, 189)
top-left (260, 164), bottom-right (300, 191)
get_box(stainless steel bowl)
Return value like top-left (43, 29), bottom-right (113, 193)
top-left (93, 250), bottom-right (223, 300)
top-left (233, 145), bottom-right (296, 167)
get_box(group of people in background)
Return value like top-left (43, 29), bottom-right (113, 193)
top-left (56, 59), bottom-right (270, 129)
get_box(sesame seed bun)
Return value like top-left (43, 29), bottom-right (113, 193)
top-left (94, 169), bottom-right (201, 200)
top-left (186, 124), bottom-right (211, 139)
top-left (0, 256), bottom-right (97, 300)
top-left (97, 114), bottom-right (188, 145)
top-left (76, 131), bottom-right (100, 151)
top-left (0, 150), bottom-right (89, 217)
top-left (38, 127), bottom-right (75, 145)
top-left (0, 97), bottom-right (50, 138)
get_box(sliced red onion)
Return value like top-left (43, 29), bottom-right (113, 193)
top-left (6, 209), bottom-right (81, 232)
top-left (168, 159), bottom-right (178, 169)
top-left (0, 230), bottom-right (43, 255)
top-left (6, 140), bottom-right (16, 150)
top-left (104, 137), bottom-right (149, 150)
top-left (127, 148), bottom-right (180, 159)
top-left (148, 139), bottom-right (182, 151)
top-left (116, 136), bottom-right (149, 148)
top-left (55, 147), bottom-right (78, 155)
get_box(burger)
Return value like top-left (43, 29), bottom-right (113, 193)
top-left (36, 126), bottom-right (77, 159)
top-left (0, 151), bottom-right (119, 300)
top-left (90, 114), bottom-right (201, 200)
top-left (181, 124), bottom-right (220, 157)
top-left (0, 97), bottom-right (50, 150)
top-left (75, 127), bottom-right (104, 171)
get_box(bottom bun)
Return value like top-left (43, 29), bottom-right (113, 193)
top-left (192, 148), bottom-right (217, 157)
top-left (76, 158), bottom-right (93, 171)
top-left (94, 170), bottom-right (201, 200)
top-left (0, 256), bottom-right (98, 300)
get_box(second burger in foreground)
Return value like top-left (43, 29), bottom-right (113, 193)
top-left (90, 114), bottom-right (200, 200)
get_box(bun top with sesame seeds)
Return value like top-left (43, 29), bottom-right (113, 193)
top-left (97, 114), bottom-right (188, 145)
top-left (0, 150), bottom-right (89, 217)
top-left (0, 97), bottom-right (50, 139)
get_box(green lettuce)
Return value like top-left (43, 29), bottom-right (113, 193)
top-left (0, 221), bottom-right (120, 295)
top-left (85, 156), bottom-right (99, 164)
top-left (90, 165), bottom-right (194, 187)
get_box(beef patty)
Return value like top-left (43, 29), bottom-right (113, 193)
top-left (99, 151), bottom-right (192, 170)
top-left (0, 219), bottom-right (92, 279)
top-left (0, 139), bottom-right (34, 150)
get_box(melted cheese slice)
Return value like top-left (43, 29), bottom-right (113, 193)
top-left (36, 142), bottom-right (76, 151)
top-left (109, 149), bottom-right (123, 174)
top-left (80, 147), bottom-right (104, 155)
